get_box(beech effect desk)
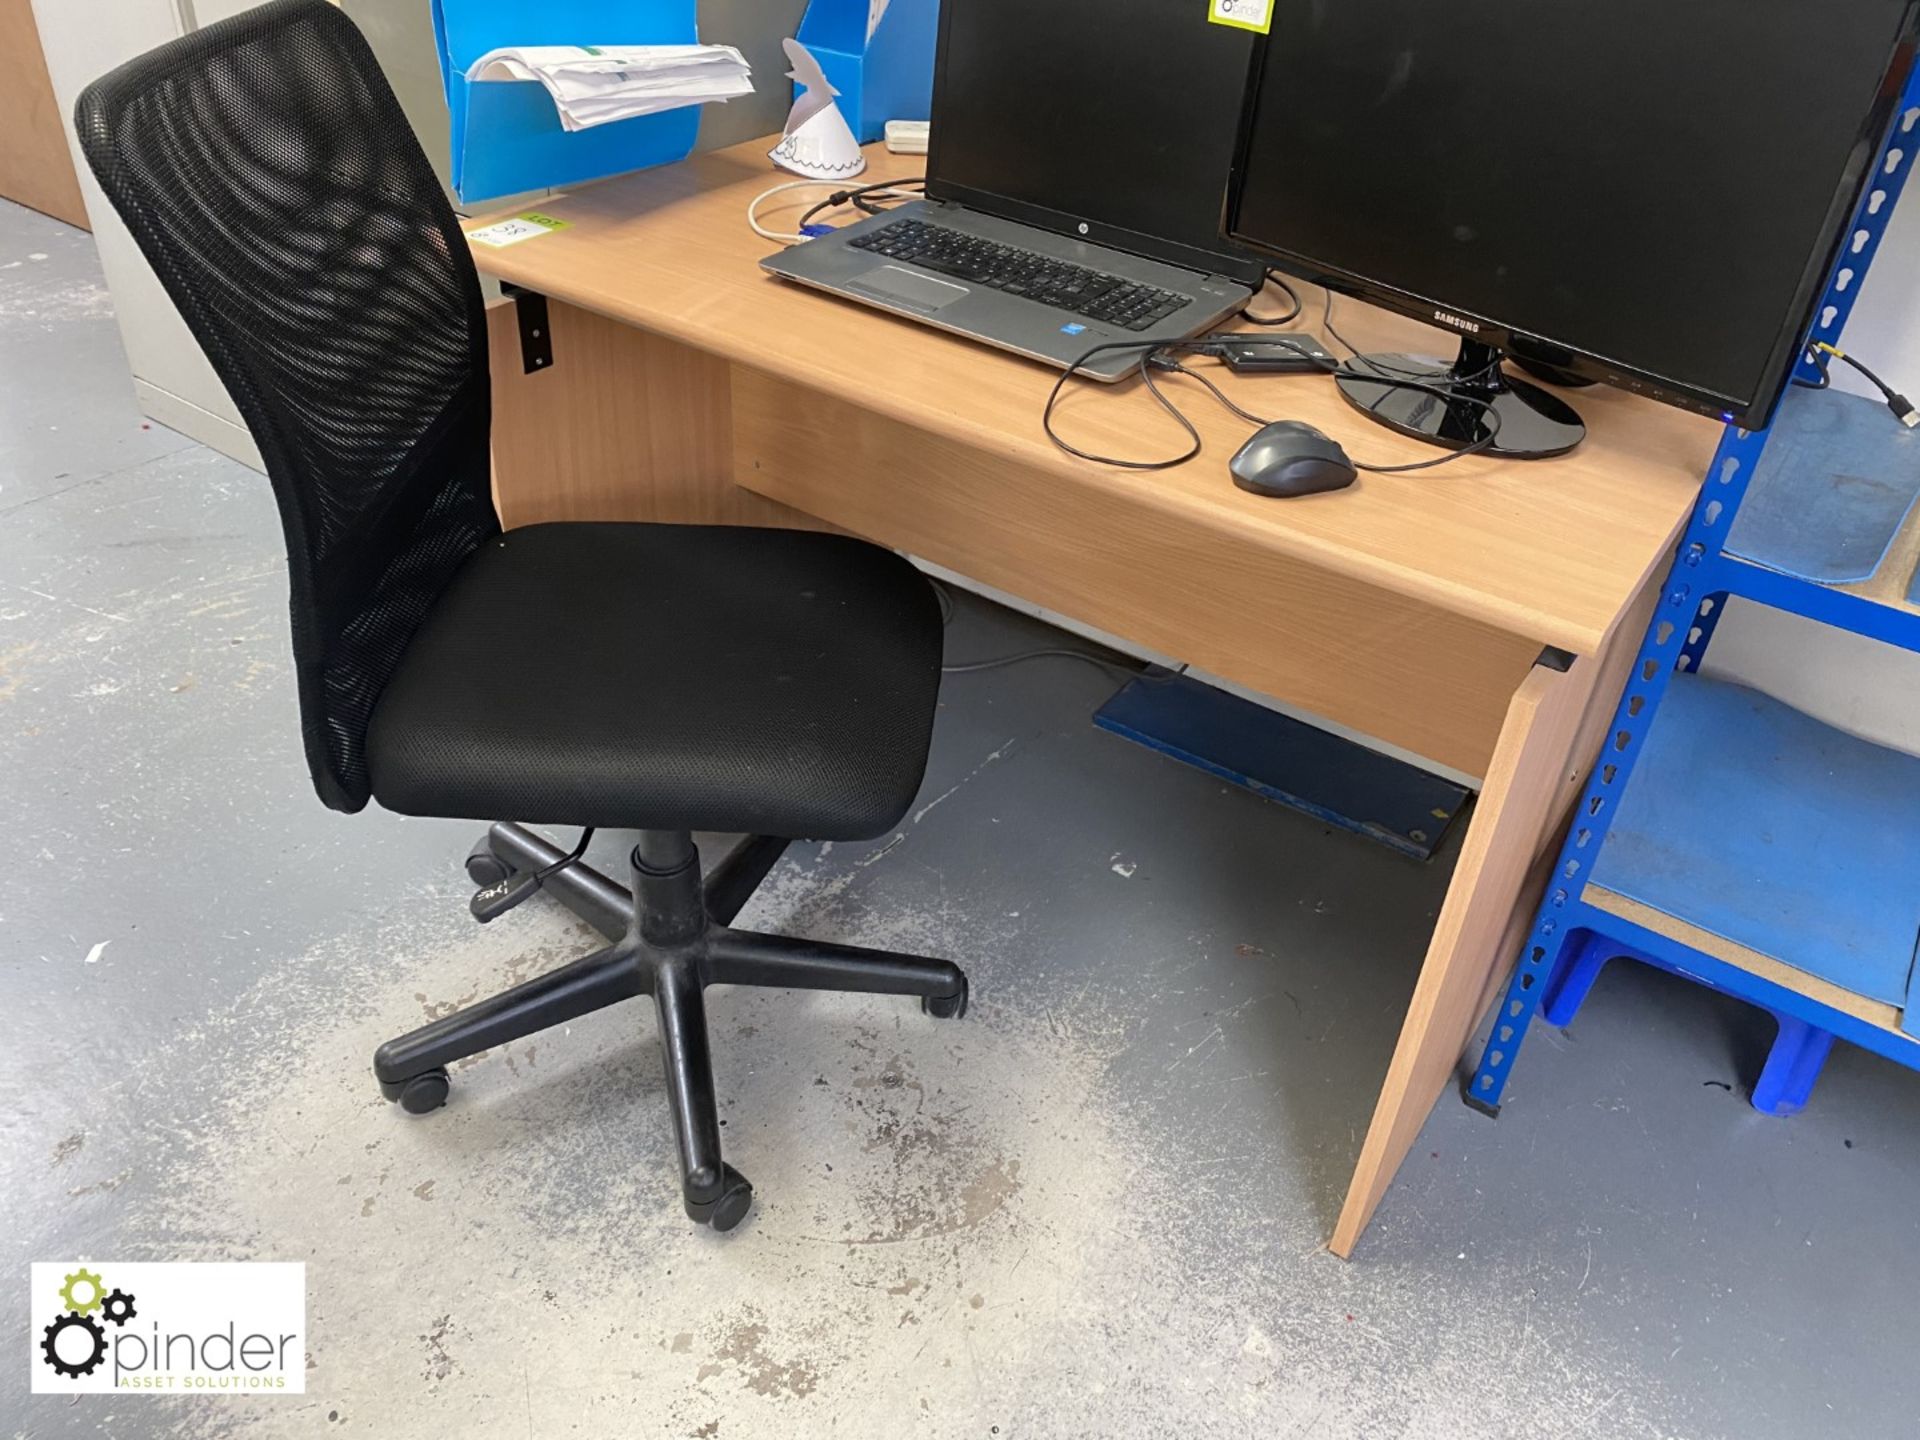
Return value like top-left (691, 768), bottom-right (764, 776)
top-left (466, 139), bottom-right (1716, 1256)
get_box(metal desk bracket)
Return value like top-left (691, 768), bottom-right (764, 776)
top-left (500, 284), bottom-right (553, 374)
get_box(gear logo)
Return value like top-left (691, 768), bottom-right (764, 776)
top-left (30, 1259), bottom-right (305, 1395)
top-left (40, 1268), bottom-right (138, 1380)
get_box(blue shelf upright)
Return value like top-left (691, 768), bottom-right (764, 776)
top-left (1466, 64), bottom-right (1920, 1120)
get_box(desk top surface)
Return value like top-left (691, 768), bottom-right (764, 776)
top-left (467, 139), bottom-right (1718, 655)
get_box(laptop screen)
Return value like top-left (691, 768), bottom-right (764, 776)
top-left (924, 0), bottom-right (1268, 286)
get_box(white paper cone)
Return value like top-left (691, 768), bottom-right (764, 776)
top-left (770, 38), bottom-right (867, 180)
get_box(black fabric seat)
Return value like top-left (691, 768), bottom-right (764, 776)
top-left (77, 0), bottom-right (974, 1235)
top-left (368, 523), bottom-right (942, 839)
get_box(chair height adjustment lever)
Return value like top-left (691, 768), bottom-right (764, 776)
top-left (470, 871), bottom-right (544, 923)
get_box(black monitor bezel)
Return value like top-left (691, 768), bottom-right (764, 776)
top-left (924, 0), bottom-right (1270, 288)
top-left (1222, 15), bottom-right (1920, 429)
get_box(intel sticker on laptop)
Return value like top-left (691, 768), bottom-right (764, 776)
top-left (1061, 323), bottom-right (1088, 336)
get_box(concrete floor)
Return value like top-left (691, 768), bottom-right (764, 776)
top-left (5, 196), bottom-right (1920, 1438)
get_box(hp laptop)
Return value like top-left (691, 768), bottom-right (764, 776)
top-left (761, 0), bottom-right (1267, 381)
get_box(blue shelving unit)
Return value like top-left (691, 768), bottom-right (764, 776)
top-left (1467, 66), bottom-right (1920, 1119)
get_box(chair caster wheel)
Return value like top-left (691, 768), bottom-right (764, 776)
top-left (380, 1067), bottom-right (451, 1115)
top-left (465, 834), bottom-right (512, 888)
top-left (685, 1164), bottom-right (753, 1232)
top-left (922, 977), bottom-right (969, 1020)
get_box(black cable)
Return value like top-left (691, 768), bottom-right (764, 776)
top-left (1318, 286), bottom-right (1365, 361)
top-left (1343, 348), bottom-right (1504, 389)
top-left (1043, 325), bottom-right (1505, 474)
top-left (798, 177), bottom-right (926, 230)
top-left (1302, 287), bottom-right (1512, 467)
top-left (854, 181), bottom-right (923, 215)
top-left (533, 828), bottom-right (595, 884)
top-left (1042, 340), bottom-right (1206, 469)
top-left (942, 648), bottom-right (1145, 678)
top-left (1792, 341), bottom-right (1918, 427)
top-left (807, 178), bottom-right (924, 223)
top-left (1043, 329), bottom-right (1351, 468)
top-left (1318, 287), bottom-right (1505, 388)
top-left (1334, 376), bottom-right (1507, 473)
top-left (470, 824), bottom-right (597, 921)
top-left (931, 576), bottom-right (1174, 681)
top-left (1238, 270), bottom-right (1303, 327)
top-left (1152, 356), bottom-right (1269, 426)
top-left (1158, 353), bottom-right (1506, 473)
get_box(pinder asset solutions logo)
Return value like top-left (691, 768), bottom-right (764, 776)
top-left (31, 1262), bottom-right (305, 1394)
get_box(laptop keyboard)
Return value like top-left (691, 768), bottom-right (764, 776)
top-left (847, 219), bottom-right (1189, 332)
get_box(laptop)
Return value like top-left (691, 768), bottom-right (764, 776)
top-left (761, 0), bottom-right (1268, 381)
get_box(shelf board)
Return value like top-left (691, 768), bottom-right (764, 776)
top-left (1719, 517), bottom-right (1920, 648)
top-left (1842, 497), bottom-right (1920, 611)
top-left (1719, 387), bottom-right (1920, 646)
top-left (1585, 885), bottom-right (1905, 1038)
top-left (1585, 672), bottom-right (1920, 1015)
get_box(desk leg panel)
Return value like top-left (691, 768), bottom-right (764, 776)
top-left (1328, 567), bottom-right (1661, 1258)
top-left (485, 299), bottom-right (825, 532)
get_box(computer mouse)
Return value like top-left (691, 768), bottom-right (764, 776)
top-left (1229, 421), bottom-right (1358, 498)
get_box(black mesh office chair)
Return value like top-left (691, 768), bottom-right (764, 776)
top-left (75, 0), bottom-right (968, 1232)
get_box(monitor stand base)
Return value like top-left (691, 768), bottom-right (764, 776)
top-left (1336, 339), bottom-right (1586, 460)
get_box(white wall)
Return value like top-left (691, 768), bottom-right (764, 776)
top-left (1828, 169), bottom-right (1920, 401)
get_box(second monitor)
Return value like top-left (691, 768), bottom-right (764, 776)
top-left (1225, 0), bottom-right (1920, 457)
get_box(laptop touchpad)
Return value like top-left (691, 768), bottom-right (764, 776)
top-left (848, 265), bottom-right (969, 313)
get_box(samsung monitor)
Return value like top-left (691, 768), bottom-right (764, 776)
top-left (928, 0), bottom-right (1268, 287)
top-left (1225, 2), bottom-right (1920, 457)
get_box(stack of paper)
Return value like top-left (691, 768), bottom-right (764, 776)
top-left (468, 45), bottom-right (754, 133)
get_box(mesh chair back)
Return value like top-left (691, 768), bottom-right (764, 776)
top-left (75, 0), bottom-right (498, 812)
